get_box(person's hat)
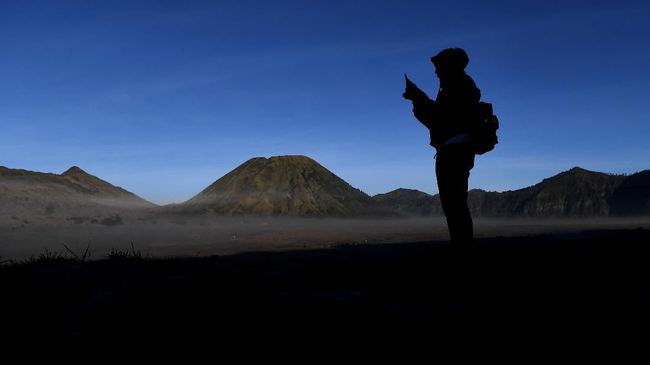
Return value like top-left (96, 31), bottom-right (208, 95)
top-left (431, 48), bottom-right (469, 70)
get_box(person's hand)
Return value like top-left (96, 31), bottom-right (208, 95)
top-left (403, 73), bottom-right (426, 101)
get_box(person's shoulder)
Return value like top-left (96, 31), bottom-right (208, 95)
top-left (462, 73), bottom-right (477, 87)
top-left (463, 73), bottom-right (480, 94)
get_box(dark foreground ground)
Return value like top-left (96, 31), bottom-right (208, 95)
top-left (2, 229), bottom-right (649, 350)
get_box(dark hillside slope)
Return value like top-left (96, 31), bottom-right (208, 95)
top-left (609, 170), bottom-right (650, 216)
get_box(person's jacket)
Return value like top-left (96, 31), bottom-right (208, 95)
top-left (413, 73), bottom-right (481, 149)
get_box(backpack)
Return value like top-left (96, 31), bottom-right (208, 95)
top-left (472, 102), bottom-right (499, 155)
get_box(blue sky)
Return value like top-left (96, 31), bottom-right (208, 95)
top-left (2, 0), bottom-right (649, 204)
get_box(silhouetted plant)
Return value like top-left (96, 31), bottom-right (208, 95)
top-left (61, 243), bottom-right (91, 262)
top-left (27, 249), bottom-right (70, 264)
top-left (107, 242), bottom-right (142, 260)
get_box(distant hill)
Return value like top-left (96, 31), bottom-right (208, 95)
top-left (469, 167), bottom-right (626, 217)
top-left (178, 155), bottom-right (380, 216)
top-left (374, 167), bottom-right (641, 217)
top-left (0, 165), bottom-right (155, 225)
top-left (373, 188), bottom-right (443, 216)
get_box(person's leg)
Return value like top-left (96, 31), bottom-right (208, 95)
top-left (436, 147), bottom-right (475, 249)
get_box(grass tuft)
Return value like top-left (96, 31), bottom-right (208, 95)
top-left (106, 241), bottom-right (143, 260)
top-left (61, 243), bottom-right (91, 262)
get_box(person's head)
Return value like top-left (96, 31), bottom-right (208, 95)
top-left (431, 48), bottom-right (469, 79)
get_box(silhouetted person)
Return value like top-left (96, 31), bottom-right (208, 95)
top-left (403, 48), bottom-right (480, 251)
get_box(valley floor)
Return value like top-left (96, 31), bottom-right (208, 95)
top-left (2, 216), bottom-right (649, 259)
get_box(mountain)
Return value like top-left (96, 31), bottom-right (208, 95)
top-left (375, 167), bottom-right (635, 218)
top-left (178, 155), bottom-right (379, 216)
top-left (58, 166), bottom-right (153, 204)
top-left (0, 165), bottom-right (155, 225)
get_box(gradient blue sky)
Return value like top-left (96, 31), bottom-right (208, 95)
top-left (2, 0), bottom-right (649, 204)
